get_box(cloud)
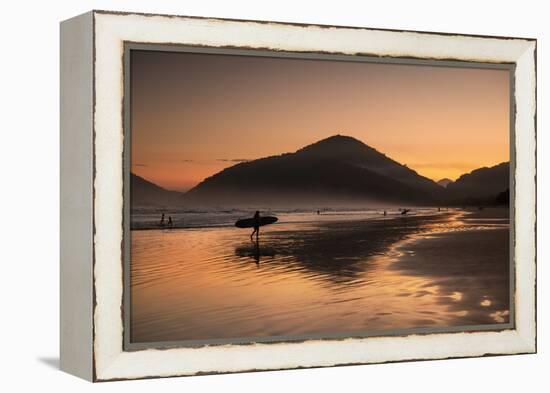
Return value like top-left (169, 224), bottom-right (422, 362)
top-left (217, 158), bottom-right (250, 163)
top-left (408, 162), bottom-right (472, 170)
top-left (178, 158), bottom-right (251, 165)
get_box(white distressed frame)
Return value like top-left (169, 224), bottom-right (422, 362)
top-left (68, 10), bottom-right (536, 381)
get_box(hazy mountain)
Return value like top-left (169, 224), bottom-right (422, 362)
top-left (437, 178), bottom-right (454, 188)
top-left (131, 173), bottom-right (183, 206)
top-left (446, 162), bottom-right (509, 202)
top-left (183, 135), bottom-right (445, 207)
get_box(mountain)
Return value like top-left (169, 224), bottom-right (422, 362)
top-left (446, 162), bottom-right (509, 202)
top-left (183, 135), bottom-right (445, 207)
top-left (130, 173), bottom-right (183, 206)
top-left (437, 178), bottom-right (454, 188)
top-left (295, 136), bottom-right (442, 192)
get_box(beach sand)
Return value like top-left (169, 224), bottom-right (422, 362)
top-left (130, 207), bottom-right (510, 343)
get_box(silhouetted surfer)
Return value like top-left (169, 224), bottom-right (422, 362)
top-left (160, 213), bottom-right (165, 227)
top-left (168, 216), bottom-right (173, 227)
top-left (251, 211), bottom-right (260, 241)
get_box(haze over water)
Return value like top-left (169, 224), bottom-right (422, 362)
top-left (130, 208), bottom-right (510, 343)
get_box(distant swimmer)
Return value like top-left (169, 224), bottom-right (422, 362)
top-left (401, 209), bottom-right (410, 215)
top-left (160, 213), bottom-right (165, 226)
top-left (251, 211), bottom-right (261, 241)
top-left (168, 216), bottom-right (173, 227)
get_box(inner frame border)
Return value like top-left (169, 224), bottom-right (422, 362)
top-left (122, 42), bottom-right (517, 352)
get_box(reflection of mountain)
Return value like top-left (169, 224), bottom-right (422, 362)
top-left (130, 173), bottom-right (183, 206)
top-left (184, 135), bottom-right (445, 207)
top-left (233, 213), bottom-right (448, 284)
top-left (446, 162), bottom-right (509, 202)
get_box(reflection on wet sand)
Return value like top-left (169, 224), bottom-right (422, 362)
top-left (234, 240), bottom-right (277, 265)
top-left (130, 208), bottom-right (510, 343)
top-left (389, 220), bottom-right (510, 326)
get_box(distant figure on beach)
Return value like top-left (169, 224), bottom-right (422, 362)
top-left (251, 211), bottom-right (261, 241)
top-left (160, 213), bottom-right (165, 227)
top-left (383, 210), bottom-right (387, 216)
top-left (438, 207), bottom-right (441, 212)
top-left (168, 216), bottom-right (173, 227)
top-left (317, 210), bottom-right (320, 215)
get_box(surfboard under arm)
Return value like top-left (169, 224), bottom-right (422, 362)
top-left (235, 216), bottom-right (278, 228)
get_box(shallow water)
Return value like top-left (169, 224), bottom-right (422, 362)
top-left (130, 209), bottom-right (510, 343)
top-left (131, 206), bottom-right (440, 229)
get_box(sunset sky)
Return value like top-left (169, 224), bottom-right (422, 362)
top-left (131, 50), bottom-right (510, 192)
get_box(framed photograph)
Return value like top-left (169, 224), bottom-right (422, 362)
top-left (60, 10), bottom-right (537, 382)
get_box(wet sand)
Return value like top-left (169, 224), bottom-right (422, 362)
top-left (390, 208), bottom-right (510, 325)
top-left (130, 207), bottom-right (510, 343)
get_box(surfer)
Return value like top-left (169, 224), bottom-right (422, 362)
top-left (168, 216), bottom-right (173, 227)
top-left (235, 213), bottom-right (277, 239)
top-left (250, 211), bottom-right (260, 241)
top-left (160, 213), bottom-right (165, 227)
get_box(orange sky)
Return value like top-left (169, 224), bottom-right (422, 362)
top-left (131, 50), bottom-right (510, 191)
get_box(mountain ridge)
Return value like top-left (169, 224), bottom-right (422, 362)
top-left (183, 135), bottom-right (445, 207)
top-left (131, 173), bottom-right (183, 206)
top-left (437, 178), bottom-right (454, 188)
top-left (446, 162), bottom-right (509, 202)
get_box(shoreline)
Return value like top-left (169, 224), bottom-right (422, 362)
top-left (129, 207), bottom-right (454, 231)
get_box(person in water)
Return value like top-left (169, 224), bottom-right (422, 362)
top-left (251, 210), bottom-right (260, 241)
top-left (160, 213), bottom-right (165, 227)
top-left (168, 216), bottom-right (173, 227)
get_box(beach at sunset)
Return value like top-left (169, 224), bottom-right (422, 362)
top-left (130, 207), bottom-right (510, 343)
top-left (127, 48), bottom-right (512, 345)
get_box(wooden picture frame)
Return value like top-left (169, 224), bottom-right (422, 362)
top-left (60, 10), bottom-right (536, 382)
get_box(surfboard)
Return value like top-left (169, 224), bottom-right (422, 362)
top-left (235, 216), bottom-right (278, 228)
